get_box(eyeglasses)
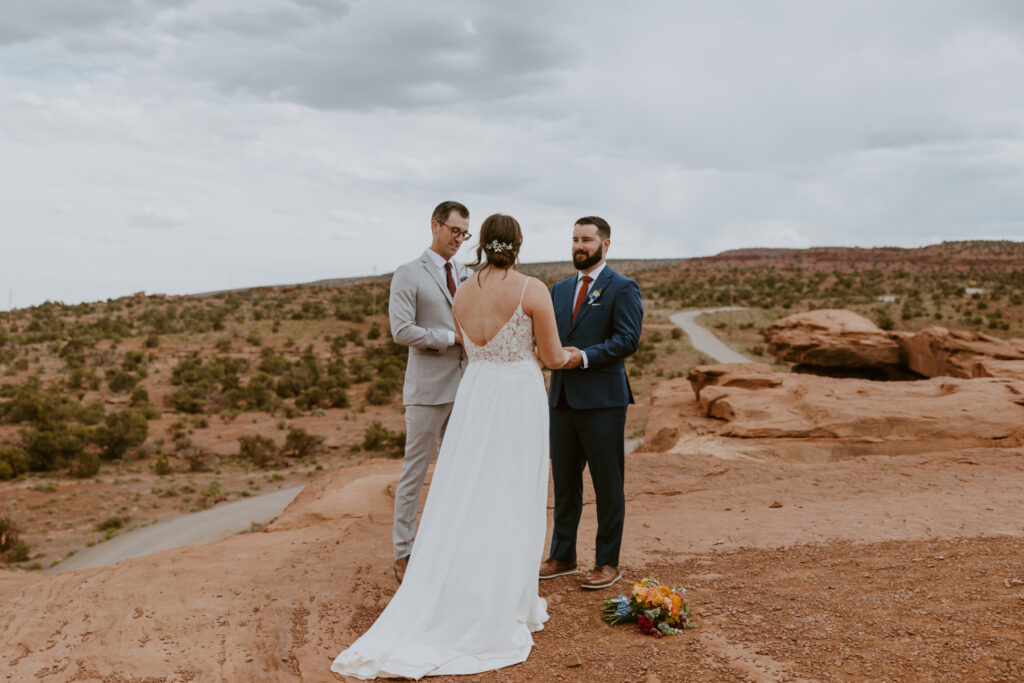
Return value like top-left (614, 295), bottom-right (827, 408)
top-left (440, 221), bottom-right (472, 241)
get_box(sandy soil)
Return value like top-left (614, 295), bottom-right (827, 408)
top-left (2, 445), bottom-right (1023, 681)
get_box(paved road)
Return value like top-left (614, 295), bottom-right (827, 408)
top-left (670, 307), bottom-right (753, 364)
top-left (50, 486), bottom-right (304, 573)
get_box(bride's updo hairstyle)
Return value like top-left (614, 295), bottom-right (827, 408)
top-left (469, 213), bottom-right (523, 271)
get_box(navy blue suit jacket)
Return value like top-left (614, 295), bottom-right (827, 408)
top-left (547, 266), bottom-right (643, 409)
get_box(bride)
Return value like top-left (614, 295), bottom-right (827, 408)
top-left (331, 214), bottom-right (571, 679)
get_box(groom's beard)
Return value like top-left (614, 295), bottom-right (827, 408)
top-left (573, 245), bottom-right (603, 271)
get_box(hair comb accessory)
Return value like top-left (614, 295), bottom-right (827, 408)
top-left (484, 240), bottom-right (513, 253)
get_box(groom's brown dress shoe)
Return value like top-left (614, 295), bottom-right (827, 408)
top-left (580, 565), bottom-right (621, 590)
top-left (394, 556), bottom-right (409, 584)
top-left (538, 558), bottom-right (578, 580)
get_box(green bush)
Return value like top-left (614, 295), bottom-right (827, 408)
top-left (0, 509), bottom-right (22, 555)
top-left (93, 409), bottom-right (148, 460)
top-left (362, 421), bottom-right (405, 454)
top-left (96, 515), bottom-right (130, 531)
top-left (154, 455), bottom-right (172, 476)
top-left (6, 539), bottom-right (29, 563)
top-left (70, 451), bottom-right (101, 478)
top-left (281, 427), bottom-right (323, 459)
top-left (0, 448), bottom-right (28, 480)
top-left (238, 434), bottom-right (279, 468)
top-left (23, 426), bottom-right (90, 472)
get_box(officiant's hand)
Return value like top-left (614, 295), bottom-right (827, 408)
top-left (561, 347), bottom-right (583, 369)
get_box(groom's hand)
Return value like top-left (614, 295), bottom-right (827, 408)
top-left (561, 347), bottom-right (583, 369)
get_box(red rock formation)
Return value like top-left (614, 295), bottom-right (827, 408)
top-left (764, 309), bottom-right (902, 368)
top-left (644, 363), bottom-right (1024, 460)
top-left (896, 327), bottom-right (1024, 378)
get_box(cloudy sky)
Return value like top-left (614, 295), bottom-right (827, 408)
top-left (2, 1), bottom-right (1023, 308)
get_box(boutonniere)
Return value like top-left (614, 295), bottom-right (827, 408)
top-left (586, 288), bottom-right (602, 305)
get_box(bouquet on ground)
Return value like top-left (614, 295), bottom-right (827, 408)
top-left (602, 576), bottom-right (697, 637)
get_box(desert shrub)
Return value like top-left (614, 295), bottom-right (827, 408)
top-left (670, 327), bottom-right (683, 339)
top-left (78, 400), bottom-right (106, 426)
top-left (876, 312), bottom-right (895, 331)
top-left (22, 426), bottom-right (90, 472)
top-left (215, 337), bottom-right (232, 353)
top-left (238, 434), bottom-right (279, 468)
top-left (105, 368), bottom-right (141, 393)
top-left (70, 451), bottom-right (101, 478)
top-left (0, 376), bottom-right (81, 428)
top-left (275, 364), bottom-right (318, 398)
top-left (633, 340), bottom-right (657, 368)
top-left (281, 427), bottom-right (323, 459)
top-left (239, 372), bottom-right (278, 411)
top-left (365, 377), bottom-right (399, 405)
top-left (6, 539), bottom-right (29, 563)
top-left (0, 508), bottom-right (23, 558)
top-left (185, 447), bottom-right (212, 472)
top-left (362, 421), bottom-right (405, 455)
top-left (93, 409), bottom-right (148, 460)
top-left (144, 333), bottom-right (161, 348)
top-left (129, 386), bottom-right (161, 420)
top-left (367, 323), bottom-right (382, 340)
top-left (166, 353), bottom-right (247, 413)
top-left (153, 455), bottom-right (172, 475)
top-left (96, 515), bottom-right (130, 531)
top-left (58, 338), bottom-right (89, 369)
top-left (198, 480), bottom-right (225, 508)
top-left (0, 448), bottom-right (28, 480)
top-left (258, 348), bottom-right (290, 376)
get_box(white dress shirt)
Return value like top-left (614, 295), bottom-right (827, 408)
top-left (426, 249), bottom-right (459, 346)
top-left (572, 261), bottom-right (606, 369)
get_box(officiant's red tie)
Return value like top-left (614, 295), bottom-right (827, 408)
top-left (444, 262), bottom-right (457, 297)
top-left (572, 275), bottom-right (592, 322)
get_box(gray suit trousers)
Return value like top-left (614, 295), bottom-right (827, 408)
top-left (393, 402), bottom-right (454, 559)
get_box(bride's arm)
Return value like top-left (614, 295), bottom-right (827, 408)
top-left (522, 278), bottom-right (570, 369)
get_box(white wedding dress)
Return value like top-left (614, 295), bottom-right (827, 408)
top-left (331, 284), bottom-right (550, 680)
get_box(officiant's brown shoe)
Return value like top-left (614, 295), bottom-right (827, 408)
top-left (580, 565), bottom-right (621, 590)
top-left (394, 556), bottom-right (409, 584)
top-left (538, 558), bottom-right (578, 580)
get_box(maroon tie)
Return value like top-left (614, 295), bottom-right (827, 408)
top-left (572, 275), bottom-right (592, 321)
top-left (444, 262), bottom-right (457, 297)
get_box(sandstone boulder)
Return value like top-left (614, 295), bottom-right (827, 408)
top-left (896, 326), bottom-right (1024, 378)
top-left (686, 363), bottom-right (782, 400)
top-left (971, 359), bottom-right (1024, 381)
top-left (764, 309), bottom-right (902, 368)
top-left (642, 363), bottom-right (1024, 460)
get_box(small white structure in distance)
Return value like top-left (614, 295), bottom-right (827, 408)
top-left (965, 287), bottom-right (986, 295)
top-left (876, 295), bottom-right (898, 303)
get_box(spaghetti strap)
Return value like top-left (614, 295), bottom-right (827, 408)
top-left (518, 277), bottom-right (531, 308)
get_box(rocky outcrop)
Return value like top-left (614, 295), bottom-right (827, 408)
top-left (764, 310), bottom-right (1024, 382)
top-left (643, 363), bottom-right (1024, 461)
top-left (764, 309), bottom-right (903, 369)
top-left (896, 326), bottom-right (1024, 378)
top-left (971, 359), bottom-right (1024, 381)
top-left (686, 363), bottom-right (782, 400)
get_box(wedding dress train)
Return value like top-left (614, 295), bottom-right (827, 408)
top-left (331, 290), bottom-right (549, 679)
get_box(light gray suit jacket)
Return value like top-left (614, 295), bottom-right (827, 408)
top-left (389, 250), bottom-right (469, 406)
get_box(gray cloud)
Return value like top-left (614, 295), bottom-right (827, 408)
top-left (1, 0), bottom-right (1023, 307)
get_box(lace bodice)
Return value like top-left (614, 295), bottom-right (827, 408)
top-left (461, 305), bottom-right (537, 364)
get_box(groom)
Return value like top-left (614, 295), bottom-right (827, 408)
top-left (388, 200), bottom-right (471, 584)
top-left (541, 216), bottom-right (643, 590)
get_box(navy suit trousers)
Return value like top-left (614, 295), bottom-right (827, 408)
top-left (548, 388), bottom-right (627, 567)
